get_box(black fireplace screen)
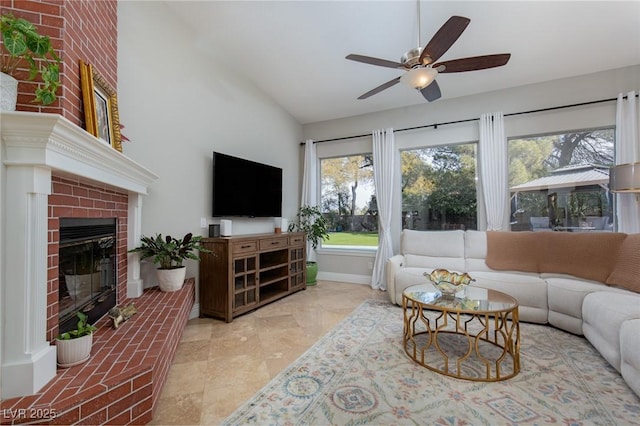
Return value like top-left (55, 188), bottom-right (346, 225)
top-left (58, 218), bottom-right (117, 334)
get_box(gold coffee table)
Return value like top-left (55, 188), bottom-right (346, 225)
top-left (402, 284), bottom-right (520, 382)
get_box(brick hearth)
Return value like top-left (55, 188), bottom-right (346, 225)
top-left (1, 280), bottom-right (194, 425)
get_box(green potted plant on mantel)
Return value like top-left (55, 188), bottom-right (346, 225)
top-left (129, 233), bottom-right (209, 292)
top-left (0, 12), bottom-right (61, 110)
top-left (55, 311), bottom-right (97, 368)
top-left (288, 205), bottom-right (330, 285)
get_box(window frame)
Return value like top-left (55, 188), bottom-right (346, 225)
top-left (399, 141), bottom-right (480, 232)
top-left (507, 126), bottom-right (615, 232)
top-left (318, 152), bottom-right (378, 251)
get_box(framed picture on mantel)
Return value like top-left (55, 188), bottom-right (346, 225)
top-left (79, 60), bottom-right (122, 152)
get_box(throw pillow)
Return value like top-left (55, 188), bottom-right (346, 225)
top-left (606, 233), bottom-right (640, 293)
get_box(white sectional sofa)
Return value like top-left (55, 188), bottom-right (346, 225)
top-left (386, 229), bottom-right (640, 397)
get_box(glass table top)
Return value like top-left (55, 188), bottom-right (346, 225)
top-left (403, 284), bottom-right (518, 312)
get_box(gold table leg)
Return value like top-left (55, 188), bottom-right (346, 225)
top-left (403, 295), bottom-right (520, 382)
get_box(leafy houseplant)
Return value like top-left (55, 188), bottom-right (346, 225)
top-left (57, 311), bottom-right (97, 340)
top-left (289, 205), bottom-right (330, 250)
top-left (288, 205), bottom-right (330, 285)
top-left (0, 13), bottom-right (61, 106)
top-left (129, 233), bottom-right (209, 292)
top-left (56, 311), bottom-right (97, 368)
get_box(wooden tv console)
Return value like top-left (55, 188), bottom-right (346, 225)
top-left (199, 232), bottom-right (306, 322)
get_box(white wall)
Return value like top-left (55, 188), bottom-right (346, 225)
top-left (303, 65), bottom-right (640, 282)
top-left (117, 2), bottom-right (302, 290)
top-left (117, 0), bottom-right (639, 290)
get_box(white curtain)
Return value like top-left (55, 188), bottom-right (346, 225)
top-left (615, 91), bottom-right (640, 233)
top-left (371, 128), bottom-right (394, 290)
top-left (479, 112), bottom-right (508, 230)
top-left (301, 139), bottom-right (317, 207)
top-left (301, 139), bottom-right (318, 260)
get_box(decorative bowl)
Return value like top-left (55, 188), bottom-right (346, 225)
top-left (424, 269), bottom-right (475, 297)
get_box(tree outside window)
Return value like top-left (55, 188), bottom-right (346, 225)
top-left (509, 129), bottom-right (614, 232)
top-left (320, 155), bottom-right (378, 247)
top-left (401, 143), bottom-right (478, 231)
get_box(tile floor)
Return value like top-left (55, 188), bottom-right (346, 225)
top-left (150, 281), bottom-right (387, 425)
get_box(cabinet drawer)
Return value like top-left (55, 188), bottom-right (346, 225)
top-left (259, 237), bottom-right (288, 250)
top-left (232, 240), bottom-right (258, 254)
top-left (289, 235), bottom-right (305, 246)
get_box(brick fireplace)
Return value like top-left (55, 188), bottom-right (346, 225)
top-left (0, 111), bottom-right (158, 400)
top-left (49, 178), bottom-right (128, 342)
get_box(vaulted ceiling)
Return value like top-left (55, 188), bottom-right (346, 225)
top-left (166, 1), bottom-right (640, 124)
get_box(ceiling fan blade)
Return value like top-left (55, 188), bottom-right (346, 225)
top-left (420, 80), bottom-right (442, 102)
top-left (357, 76), bottom-right (401, 100)
top-left (434, 54), bottom-right (511, 73)
top-left (420, 16), bottom-right (470, 65)
top-left (346, 54), bottom-right (406, 69)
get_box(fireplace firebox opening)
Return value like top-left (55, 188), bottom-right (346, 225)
top-left (58, 218), bottom-right (117, 334)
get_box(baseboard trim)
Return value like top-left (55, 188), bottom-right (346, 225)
top-left (317, 272), bottom-right (372, 285)
top-left (190, 302), bottom-right (200, 320)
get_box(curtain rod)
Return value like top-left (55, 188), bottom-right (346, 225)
top-left (300, 92), bottom-right (638, 146)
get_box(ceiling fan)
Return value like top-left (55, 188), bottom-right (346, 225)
top-left (345, 14), bottom-right (511, 102)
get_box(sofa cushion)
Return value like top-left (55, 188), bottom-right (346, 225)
top-left (606, 233), bottom-right (640, 293)
top-left (468, 270), bottom-right (548, 324)
top-left (546, 276), bottom-right (610, 319)
top-left (544, 276), bottom-right (632, 335)
top-left (464, 230), bottom-right (491, 272)
top-left (404, 254), bottom-right (466, 272)
top-left (402, 229), bottom-right (465, 258)
top-left (393, 267), bottom-right (435, 304)
top-left (402, 230), bottom-right (465, 271)
top-left (620, 319), bottom-right (640, 397)
top-left (582, 292), bottom-right (640, 372)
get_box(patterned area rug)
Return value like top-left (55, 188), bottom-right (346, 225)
top-left (223, 299), bottom-right (640, 425)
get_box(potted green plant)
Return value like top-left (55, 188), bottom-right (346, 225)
top-left (288, 205), bottom-right (330, 285)
top-left (0, 13), bottom-right (61, 109)
top-left (129, 232), bottom-right (209, 292)
top-left (56, 311), bottom-right (97, 368)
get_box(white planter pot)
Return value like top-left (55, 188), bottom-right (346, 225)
top-left (156, 266), bottom-right (187, 292)
top-left (56, 333), bottom-right (93, 368)
top-left (1, 72), bottom-right (18, 111)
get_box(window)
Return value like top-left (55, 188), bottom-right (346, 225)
top-left (401, 143), bottom-right (477, 231)
top-left (320, 154), bottom-right (378, 248)
top-left (508, 129), bottom-right (614, 232)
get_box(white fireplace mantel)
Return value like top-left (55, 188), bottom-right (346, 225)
top-left (0, 111), bottom-right (158, 399)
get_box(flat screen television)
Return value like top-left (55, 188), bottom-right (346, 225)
top-left (212, 151), bottom-right (283, 217)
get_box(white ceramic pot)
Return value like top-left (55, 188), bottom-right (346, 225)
top-left (156, 266), bottom-right (187, 292)
top-left (56, 333), bottom-right (93, 368)
top-left (1, 72), bottom-right (18, 111)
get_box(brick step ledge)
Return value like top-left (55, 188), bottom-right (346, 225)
top-left (1, 279), bottom-right (195, 425)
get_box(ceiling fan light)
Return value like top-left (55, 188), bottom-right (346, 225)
top-left (401, 67), bottom-right (438, 90)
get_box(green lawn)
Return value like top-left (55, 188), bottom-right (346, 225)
top-left (324, 232), bottom-right (379, 246)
